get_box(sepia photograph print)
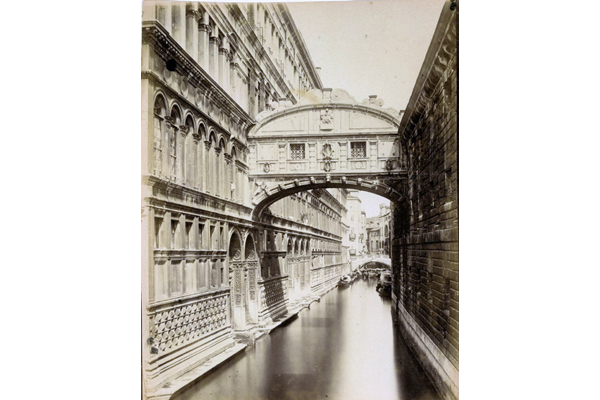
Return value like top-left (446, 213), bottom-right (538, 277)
top-left (141, 1), bottom-right (457, 399)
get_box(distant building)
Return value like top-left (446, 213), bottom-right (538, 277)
top-left (346, 190), bottom-right (367, 256)
top-left (366, 204), bottom-right (390, 256)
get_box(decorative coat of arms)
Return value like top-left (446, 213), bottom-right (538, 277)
top-left (320, 108), bottom-right (333, 130)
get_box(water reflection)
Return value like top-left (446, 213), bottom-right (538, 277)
top-left (173, 277), bottom-right (440, 400)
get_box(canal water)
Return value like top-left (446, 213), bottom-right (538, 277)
top-left (173, 277), bottom-right (441, 400)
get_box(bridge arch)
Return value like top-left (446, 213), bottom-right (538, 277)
top-left (355, 257), bottom-right (392, 270)
top-left (251, 178), bottom-right (405, 221)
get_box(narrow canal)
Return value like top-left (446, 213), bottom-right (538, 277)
top-left (173, 277), bottom-right (441, 400)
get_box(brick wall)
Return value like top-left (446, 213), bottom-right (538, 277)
top-left (391, 2), bottom-right (458, 399)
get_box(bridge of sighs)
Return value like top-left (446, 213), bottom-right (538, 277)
top-left (247, 88), bottom-right (408, 220)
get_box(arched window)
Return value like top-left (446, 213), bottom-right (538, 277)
top-left (184, 116), bottom-right (194, 186)
top-left (218, 138), bottom-right (226, 197)
top-left (169, 106), bottom-right (182, 181)
top-left (198, 123), bottom-right (207, 191)
top-left (231, 147), bottom-right (238, 201)
top-left (208, 132), bottom-right (217, 194)
top-left (153, 95), bottom-right (167, 176)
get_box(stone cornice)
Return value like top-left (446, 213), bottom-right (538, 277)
top-left (230, 136), bottom-right (248, 153)
top-left (144, 175), bottom-right (254, 216)
top-left (255, 215), bottom-right (343, 242)
top-left (235, 159), bottom-right (249, 172)
top-left (141, 20), bottom-right (254, 130)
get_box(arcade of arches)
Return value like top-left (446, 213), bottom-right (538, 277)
top-left (142, 2), bottom-right (457, 400)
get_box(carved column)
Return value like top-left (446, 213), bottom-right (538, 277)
top-left (192, 134), bottom-right (200, 189)
top-left (219, 36), bottom-right (229, 91)
top-left (204, 140), bottom-right (212, 194)
top-left (230, 260), bottom-right (246, 331)
top-left (224, 153), bottom-right (233, 200)
top-left (278, 143), bottom-right (286, 173)
top-left (209, 28), bottom-right (220, 80)
top-left (157, 2), bottom-right (172, 34)
top-left (186, 6), bottom-right (199, 61)
top-left (230, 56), bottom-right (238, 103)
top-left (308, 142), bottom-right (317, 171)
top-left (178, 125), bottom-right (188, 183)
top-left (198, 12), bottom-right (211, 70)
top-left (165, 119), bottom-right (177, 180)
top-left (339, 141), bottom-right (348, 170)
top-left (214, 145), bottom-right (222, 197)
top-left (369, 140), bottom-right (378, 170)
top-left (172, 2), bottom-right (186, 47)
top-left (246, 260), bottom-right (259, 324)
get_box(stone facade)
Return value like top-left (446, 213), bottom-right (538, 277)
top-left (346, 190), bottom-right (367, 256)
top-left (141, 2), bottom-right (350, 398)
top-left (366, 204), bottom-right (391, 256)
top-left (390, 3), bottom-right (458, 400)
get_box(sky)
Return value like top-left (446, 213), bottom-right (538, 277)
top-left (287, 0), bottom-right (446, 112)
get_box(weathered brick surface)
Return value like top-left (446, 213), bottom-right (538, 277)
top-left (390, 3), bottom-right (458, 399)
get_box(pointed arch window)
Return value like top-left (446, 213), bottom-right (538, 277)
top-left (184, 116), bottom-right (194, 186)
top-left (231, 147), bottom-right (238, 201)
top-left (169, 106), bottom-right (182, 180)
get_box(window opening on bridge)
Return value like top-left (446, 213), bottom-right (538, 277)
top-left (351, 142), bottom-right (367, 158)
top-left (290, 143), bottom-right (306, 159)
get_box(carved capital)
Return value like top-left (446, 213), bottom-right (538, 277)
top-left (199, 24), bottom-right (211, 33)
top-left (179, 125), bottom-right (189, 135)
top-left (210, 36), bottom-right (222, 46)
top-left (186, 9), bottom-right (199, 19)
top-left (192, 133), bottom-right (201, 142)
top-left (214, 146), bottom-right (222, 154)
top-left (204, 140), bottom-right (211, 150)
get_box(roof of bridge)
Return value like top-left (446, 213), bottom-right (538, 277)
top-left (250, 88), bottom-right (402, 135)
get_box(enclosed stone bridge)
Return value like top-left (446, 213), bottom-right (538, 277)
top-left (247, 88), bottom-right (408, 220)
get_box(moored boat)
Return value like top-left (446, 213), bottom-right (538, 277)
top-left (338, 275), bottom-right (352, 286)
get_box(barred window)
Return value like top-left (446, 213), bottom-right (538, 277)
top-left (290, 143), bottom-right (305, 160)
top-left (351, 142), bottom-right (367, 158)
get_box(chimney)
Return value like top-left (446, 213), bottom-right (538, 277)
top-left (315, 67), bottom-right (321, 77)
top-left (369, 95), bottom-right (378, 105)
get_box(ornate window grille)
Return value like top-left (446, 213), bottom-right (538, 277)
top-left (290, 143), bottom-right (305, 160)
top-left (351, 142), bottom-right (367, 158)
